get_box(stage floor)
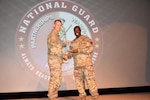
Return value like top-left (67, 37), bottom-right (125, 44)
top-left (9, 92), bottom-right (150, 100)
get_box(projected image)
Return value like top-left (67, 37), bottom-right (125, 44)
top-left (15, 0), bottom-right (102, 90)
top-left (0, 0), bottom-right (150, 93)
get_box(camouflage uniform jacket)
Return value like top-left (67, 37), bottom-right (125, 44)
top-left (69, 35), bottom-right (94, 67)
top-left (47, 29), bottom-right (64, 64)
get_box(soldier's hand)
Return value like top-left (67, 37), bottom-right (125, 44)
top-left (63, 54), bottom-right (68, 60)
top-left (70, 49), bottom-right (78, 53)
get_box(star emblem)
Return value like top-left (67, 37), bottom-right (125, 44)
top-left (95, 37), bottom-right (99, 42)
top-left (19, 36), bottom-right (24, 42)
top-left (95, 44), bottom-right (99, 48)
top-left (19, 43), bottom-right (24, 49)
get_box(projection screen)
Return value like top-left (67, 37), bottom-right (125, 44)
top-left (0, 0), bottom-right (150, 93)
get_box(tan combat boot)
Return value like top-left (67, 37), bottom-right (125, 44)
top-left (81, 96), bottom-right (86, 100)
top-left (92, 95), bottom-right (99, 100)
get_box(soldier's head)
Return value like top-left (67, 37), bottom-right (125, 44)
top-left (53, 19), bottom-right (62, 32)
top-left (74, 26), bottom-right (81, 38)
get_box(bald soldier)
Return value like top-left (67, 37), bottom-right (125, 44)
top-left (67, 26), bottom-right (99, 100)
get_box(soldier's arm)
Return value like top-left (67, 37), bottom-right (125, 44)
top-left (78, 37), bottom-right (93, 54)
top-left (86, 39), bottom-right (94, 53)
top-left (67, 52), bottom-right (73, 59)
top-left (48, 36), bottom-right (55, 46)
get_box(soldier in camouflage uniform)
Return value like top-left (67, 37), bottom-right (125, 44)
top-left (47, 19), bottom-right (67, 100)
top-left (68, 26), bottom-right (99, 100)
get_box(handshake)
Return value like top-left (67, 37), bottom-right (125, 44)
top-left (63, 54), bottom-right (69, 61)
top-left (62, 40), bottom-right (79, 61)
top-left (62, 49), bottom-right (78, 61)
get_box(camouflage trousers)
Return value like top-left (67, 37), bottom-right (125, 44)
top-left (74, 65), bottom-right (99, 98)
top-left (47, 56), bottom-right (62, 98)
